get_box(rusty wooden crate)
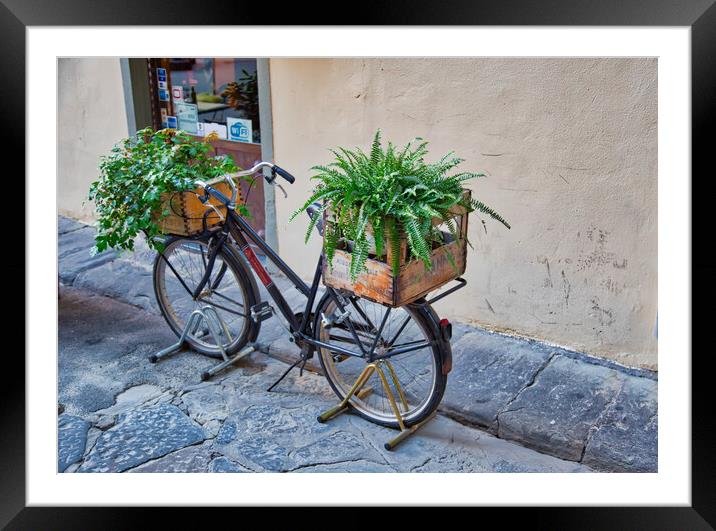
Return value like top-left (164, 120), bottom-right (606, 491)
top-left (322, 189), bottom-right (470, 307)
top-left (154, 181), bottom-right (240, 236)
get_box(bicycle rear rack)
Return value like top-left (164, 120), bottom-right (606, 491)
top-left (149, 305), bottom-right (255, 381)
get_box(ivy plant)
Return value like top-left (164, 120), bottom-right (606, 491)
top-left (88, 127), bottom-right (241, 255)
top-left (291, 130), bottom-right (510, 281)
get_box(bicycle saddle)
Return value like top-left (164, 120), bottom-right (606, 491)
top-left (306, 202), bottom-right (324, 236)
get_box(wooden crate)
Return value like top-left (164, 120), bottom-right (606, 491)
top-left (322, 190), bottom-right (470, 307)
top-left (154, 181), bottom-right (239, 236)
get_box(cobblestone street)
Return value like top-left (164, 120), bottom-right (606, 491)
top-left (59, 286), bottom-right (592, 473)
top-left (58, 216), bottom-right (657, 473)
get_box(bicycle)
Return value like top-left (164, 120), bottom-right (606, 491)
top-left (152, 162), bottom-right (463, 436)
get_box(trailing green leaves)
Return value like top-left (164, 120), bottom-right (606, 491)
top-left (290, 129), bottom-right (510, 281)
top-left (88, 128), bottom-right (243, 255)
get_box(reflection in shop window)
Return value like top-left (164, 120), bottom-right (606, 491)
top-left (154, 58), bottom-right (261, 144)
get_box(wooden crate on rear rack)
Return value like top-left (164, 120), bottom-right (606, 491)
top-left (154, 181), bottom-right (239, 236)
top-left (322, 190), bottom-right (471, 307)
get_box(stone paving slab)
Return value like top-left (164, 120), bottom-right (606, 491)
top-left (496, 354), bottom-right (625, 462)
top-left (59, 251), bottom-right (118, 286)
top-left (128, 442), bottom-right (214, 473)
top-left (58, 226), bottom-right (98, 259)
top-left (582, 375), bottom-right (658, 472)
top-left (57, 225), bottom-right (119, 284)
top-left (58, 216), bottom-right (87, 235)
top-left (73, 258), bottom-right (157, 313)
top-left (181, 384), bottom-right (234, 425)
top-left (441, 330), bottom-right (553, 431)
top-left (79, 404), bottom-right (206, 472)
top-left (209, 379), bottom-right (348, 472)
top-left (208, 455), bottom-right (251, 473)
top-left (58, 415), bottom-right (91, 472)
top-left (292, 459), bottom-right (395, 473)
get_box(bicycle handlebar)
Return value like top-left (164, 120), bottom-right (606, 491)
top-left (195, 161), bottom-right (274, 189)
top-left (194, 161), bottom-right (296, 209)
top-left (272, 165), bottom-right (296, 184)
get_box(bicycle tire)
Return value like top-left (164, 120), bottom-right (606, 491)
top-left (313, 292), bottom-right (447, 428)
top-left (153, 234), bottom-right (260, 358)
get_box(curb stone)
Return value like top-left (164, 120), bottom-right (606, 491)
top-left (441, 330), bottom-right (554, 431)
top-left (581, 375), bottom-right (657, 472)
top-left (496, 355), bottom-right (626, 463)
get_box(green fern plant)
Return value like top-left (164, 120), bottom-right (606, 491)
top-left (291, 130), bottom-right (510, 281)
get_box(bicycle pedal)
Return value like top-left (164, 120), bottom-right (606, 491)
top-left (250, 301), bottom-right (274, 323)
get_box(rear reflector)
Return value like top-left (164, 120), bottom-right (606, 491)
top-left (439, 318), bottom-right (452, 341)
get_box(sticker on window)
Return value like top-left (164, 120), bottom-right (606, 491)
top-left (175, 102), bottom-right (198, 134)
top-left (227, 117), bottom-right (252, 143)
top-left (172, 86), bottom-right (184, 102)
top-left (198, 122), bottom-right (227, 139)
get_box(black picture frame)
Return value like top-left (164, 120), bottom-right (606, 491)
top-left (5, 0), bottom-right (713, 527)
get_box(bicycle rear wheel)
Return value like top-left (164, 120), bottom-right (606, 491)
top-left (153, 234), bottom-right (259, 358)
top-left (313, 293), bottom-right (447, 428)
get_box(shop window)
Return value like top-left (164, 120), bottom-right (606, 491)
top-left (144, 57), bottom-right (266, 241)
top-left (149, 58), bottom-right (261, 144)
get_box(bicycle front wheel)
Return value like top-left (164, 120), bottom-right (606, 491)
top-left (313, 293), bottom-right (447, 428)
top-left (153, 235), bottom-right (259, 358)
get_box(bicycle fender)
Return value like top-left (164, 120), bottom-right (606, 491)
top-left (414, 302), bottom-right (453, 375)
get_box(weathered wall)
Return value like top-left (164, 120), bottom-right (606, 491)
top-left (269, 58), bottom-right (657, 369)
top-left (58, 58), bottom-right (129, 222)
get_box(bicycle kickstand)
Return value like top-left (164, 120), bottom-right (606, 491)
top-left (266, 344), bottom-right (311, 392)
top-left (316, 359), bottom-right (437, 451)
top-left (149, 306), bottom-right (255, 381)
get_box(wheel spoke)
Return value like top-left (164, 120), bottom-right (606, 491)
top-left (209, 289), bottom-right (246, 310)
top-left (386, 315), bottom-right (412, 347)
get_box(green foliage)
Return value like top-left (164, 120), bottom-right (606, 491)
top-left (291, 130), bottom-right (510, 281)
top-left (88, 127), bottom-right (241, 255)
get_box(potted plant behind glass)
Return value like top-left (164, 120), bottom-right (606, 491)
top-left (88, 127), bottom-right (248, 255)
top-left (291, 130), bottom-right (510, 306)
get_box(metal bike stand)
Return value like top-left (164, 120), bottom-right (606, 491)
top-left (316, 359), bottom-right (437, 451)
top-left (149, 305), bottom-right (255, 381)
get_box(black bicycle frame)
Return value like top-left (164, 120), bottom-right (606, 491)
top-left (179, 207), bottom-right (434, 361)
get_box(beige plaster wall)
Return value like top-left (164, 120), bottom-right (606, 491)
top-left (269, 58), bottom-right (657, 369)
top-left (58, 58), bottom-right (129, 222)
